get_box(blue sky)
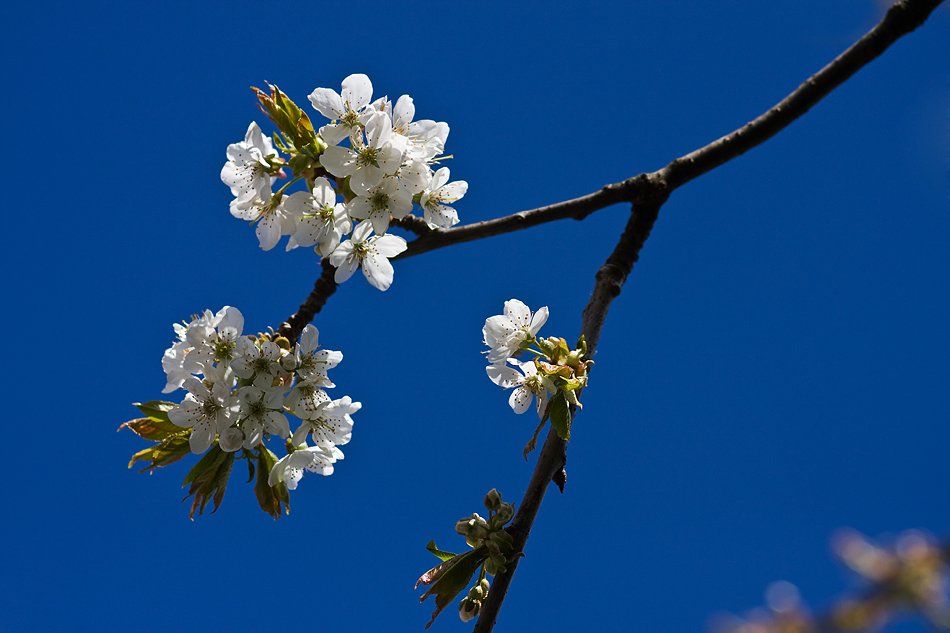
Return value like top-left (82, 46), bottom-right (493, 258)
top-left (1, 1), bottom-right (948, 632)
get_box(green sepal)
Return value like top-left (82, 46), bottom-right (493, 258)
top-left (127, 433), bottom-right (191, 472)
top-left (253, 445), bottom-right (289, 520)
top-left (425, 540), bottom-right (458, 562)
top-left (549, 391), bottom-right (572, 441)
top-left (416, 549), bottom-right (487, 630)
top-left (181, 445), bottom-right (234, 520)
top-left (242, 448), bottom-right (256, 483)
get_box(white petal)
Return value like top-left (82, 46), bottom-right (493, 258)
top-left (363, 251), bottom-right (395, 291)
top-left (373, 234), bottom-right (407, 258)
top-left (341, 74), bottom-right (373, 112)
top-left (320, 146), bottom-right (358, 178)
top-left (308, 88), bottom-right (344, 120)
top-left (509, 387), bottom-right (533, 414)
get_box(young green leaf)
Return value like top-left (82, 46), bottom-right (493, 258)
top-left (425, 540), bottom-right (458, 562)
top-left (549, 391), bottom-right (572, 441)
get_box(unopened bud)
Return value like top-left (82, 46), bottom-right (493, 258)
top-left (494, 503), bottom-right (514, 525)
top-left (479, 578), bottom-right (491, 594)
top-left (469, 584), bottom-right (485, 601)
top-left (273, 336), bottom-right (291, 350)
top-left (483, 558), bottom-right (498, 576)
top-left (459, 597), bottom-right (480, 623)
top-left (484, 489), bottom-right (503, 512)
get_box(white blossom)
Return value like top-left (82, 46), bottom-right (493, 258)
top-left (319, 110), bottom-right (402, 195)
top-left (420, 167), bottom-right (466, 229)
top-left (220, 122), bottom-right (277, 209)
top-left (486, 359), bottom-right (556, 418)
top-left (328, 220), bottom-right (407, 291)
top-left (483, 299), bottom-right (549, 363)
top-left (309, 73), bottom-right (374, 146)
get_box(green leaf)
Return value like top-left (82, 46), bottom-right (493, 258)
top-left (425, 540), bottom-right (458, 562)
top-left (128, 433), bottom-right (191, 472)
top-left (133, 401), bottom-right (178, 423)
top-left (549, 391), bottom-right (572, 441)
top-left (181, 445), bottom-right (234, 520)
top-left (417, 549), bottom-right (486, 630)
top-left (119, 416), bottom-right (183, 442)
top-left (253, 445), bottom-right (289, 519)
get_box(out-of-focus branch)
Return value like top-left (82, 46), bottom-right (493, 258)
top-left (722, 530), bottom-right (950, 633)
top-left (277, 0), bottom-right (944, 342)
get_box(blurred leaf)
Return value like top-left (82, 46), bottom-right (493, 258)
top-left (181, 445), bottom-right (234, 520)
top-left (426, 540), bottom-right (457, 562)
top-left (128, 433), bottom-right (191, 472)
top-left (133, 401), bottom-right (177, 422)
top-left (417, 549), bottom-right (486, 629)
top-left (549, 392), bottom-right (571, 441)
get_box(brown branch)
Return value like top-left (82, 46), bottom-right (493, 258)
top-left (472, 197), bottom-right (668, 633)
top-left (274, 258), bottom-right (337, 344)
top-left (277, 0), bottom-right (943, 339)
top-left (471, 1), bottom-right (945, 630)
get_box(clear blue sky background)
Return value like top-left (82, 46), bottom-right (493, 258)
top-left (1, 1), bottom-right (947, 632)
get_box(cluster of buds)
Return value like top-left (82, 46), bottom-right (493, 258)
top-left (416, 489), bottom-right (518, 629)
top-left (484, 299), bottom-right (592, 456)
top-left (831, 529), bottom-right (950, 630)
top-left (455, 489), bottom-right (516, 575)
top-left (459, 579), bottom-right (492, 623)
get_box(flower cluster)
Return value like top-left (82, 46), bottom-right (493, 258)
top-left (220, 74), bottom-right (467, 291)
top-left (160, 306), bottom-right (358, 490)
top-left (416, 489), bottom-right (516, 629)
top-left (483, 299), bottom-right (592, 455)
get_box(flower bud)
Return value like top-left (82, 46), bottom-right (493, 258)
top-left (479, 578), bottom-right (491, 594)
top-left (484, 489), bottom-right (503, 512)
top-left (484, 558), bottom-right (498, 576)
top-left (273, 336), bottom-right (291, 350)
top-left (494, 503), bottom-right (514, 525)
top-left (459, 597), bottom-right (480, 623)
top-left (469, 584), bottom-right (485, 601)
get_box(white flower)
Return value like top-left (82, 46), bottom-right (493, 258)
top-left (486, 359), bottom-right (556, 418)
top-left (285, 324), bottom-right (342, 383)
top-left (283, 177), bottom-right (351, 255)
top-left (235, 375), bottom-right (291, 450)
top-left (420, 167), bottom-right (466, 229)
top-left (230, 194), bottom-right (296, 251)
top-left (268, 445), bottom-right (342, 490)
top-left (328, 220), bottom-right (407, 291)
top-left (168, 365), bottom-right (237, 454)
top-left (319, 110), bottom-right (402, 195)
top-left (220, 122), bottom-right (277, 209)
top-left (284, 375), bottom-right (331, 420)
top-left (345, 177), bottom-right (413, 236)
top-left (483, 299), bottom-right (549, 363)
top-left (231, 336), bottom-right (283, 380)
top-left (309, 73), bottom-right (374, 146)
top-left (291, 395), bottom-right (359, 447)
top-left (162, 307), bottom-right (244, 392)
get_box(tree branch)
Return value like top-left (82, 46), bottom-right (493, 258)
top-left (471, 1), bottom-right (944, 630)
top-left (472, 197), bottom-right (667, 633)
top-left (277, 0), bottom-right (944, 341)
